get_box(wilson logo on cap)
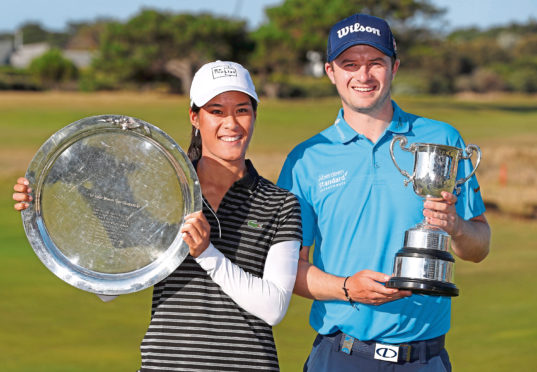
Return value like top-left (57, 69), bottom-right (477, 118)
top-left (337, 22), bottom-right (381, 38)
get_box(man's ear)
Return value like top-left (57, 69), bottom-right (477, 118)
top-left (325, 62), bottom-right (336, 85)
top-left (391, 59), bottom-right (400, 80)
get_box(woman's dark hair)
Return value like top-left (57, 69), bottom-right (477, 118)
top-left (187, 96), bottom-right (258, 162)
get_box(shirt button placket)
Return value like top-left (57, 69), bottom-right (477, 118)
top-left (372, 147), bottom-right (380, 169)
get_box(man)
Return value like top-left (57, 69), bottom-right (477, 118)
top-left (277, 13), bottom-right (490, 371)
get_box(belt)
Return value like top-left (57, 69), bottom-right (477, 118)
top-left (326, 331), bottom-right (445, 363)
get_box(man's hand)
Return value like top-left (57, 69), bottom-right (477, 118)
top-left (345, 270), bottom-right (411, 306)
top-left (423, 191), bottom-right (490, 262)
top-left (423, 191), bottom-right (461, 237)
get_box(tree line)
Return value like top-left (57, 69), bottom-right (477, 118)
top-left (1, 0), bottom-right (536, 96)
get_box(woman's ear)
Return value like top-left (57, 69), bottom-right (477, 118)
top-left (189, 108), bottom-right (199, 127)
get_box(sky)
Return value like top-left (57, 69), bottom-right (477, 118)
top-left (1, 0), bottom-right (536, 33)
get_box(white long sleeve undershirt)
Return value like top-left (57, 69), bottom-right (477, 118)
top-left (194, 240), bottom-right (300, 326)
top-left (97, 240), bottom-right (300, 325)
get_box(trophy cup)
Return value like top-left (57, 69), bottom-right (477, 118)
top-left (386, 135), bottom-right (481, 296)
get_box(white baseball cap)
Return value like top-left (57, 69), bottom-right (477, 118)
top-left (190, 61), bottom-right (259, 107)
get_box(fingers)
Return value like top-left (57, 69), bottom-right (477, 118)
top-left (441, 191), bottom-right (458, 204)
top-left (347, 270), bottom-right (411, 305)
top-left (13, 176), bottom-right (32, 194)
top-left (424, 192), bottom-right (457, 208)
top-left (181, 212), bottom-right (211, 257)
top-left (14, 184), bottom-right (32, 193)
top-left (181, 212), bottom-right (210, 238)
top-left (423, 193), bottom-right (457, 221)
top-left (361, 269), bottom-right (391, 283)
top-left (17, 177), bottom-right (29, 186)
top-left (14, 202), bottom-right (30, 211)
top-left (181, 220), bottom-right (203, 241)
top-left (13, 192), bottom-right (32, 202)
top-left (13, 178), bottom-right (32, 211)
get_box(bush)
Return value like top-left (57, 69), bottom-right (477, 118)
top-left (77, 68), bottom-right (119, 92)
top-left (29, 48), bottom-right (78, 87)
top-left (470, 68), bottom-right (506, 92)
top-left (506, 68), bottom-right (537, 93)
top-left (454, 74), bottom-right (473, 92)
top-left (0, 66), bottom-right (42, 91)
top-left (453, 68), bottom-right (506, 93)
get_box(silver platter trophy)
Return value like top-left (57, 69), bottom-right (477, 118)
top-left (21, 115), bottom-right (201, 296)
top-left (386, 135), bottom-right (481, 296)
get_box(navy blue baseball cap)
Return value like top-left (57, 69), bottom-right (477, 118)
top-left (327, 14), bottom-right (397, 62)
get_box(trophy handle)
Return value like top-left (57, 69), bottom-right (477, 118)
top-left (390, 135), bottom-right (415, 186)
top-left (454, 144), bottom-right (481, 195)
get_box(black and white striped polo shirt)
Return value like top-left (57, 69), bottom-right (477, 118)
top-left (140, 160), bottom-right (302, 371)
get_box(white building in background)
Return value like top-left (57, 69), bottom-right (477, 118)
top-left (9, 42), bottom-right (50, 68)
top-left (62, 49), bottom-right (94, 68)
top-left (8, 43), bottom-right (95, 69)
top-left (2, 28), bottom-right (95, 69)
top-left (0, 39), bottom-right (14, 65)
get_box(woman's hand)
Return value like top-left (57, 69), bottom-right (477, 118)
top-left (180, 211), bottom-right (211, 258)
top-left (13, 177), bottom-right (32, 211)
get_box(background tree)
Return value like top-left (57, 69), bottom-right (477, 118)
top-left (4, 5), bottom-right (537, 95)
top-left (89, 10), bottom-right (253, 93)
top-left (17, 22), bottom-right (70, 48)
top-left (64, 20), bottom-right (111, 50)
top-left (250, 0), bottom-right (444, 96)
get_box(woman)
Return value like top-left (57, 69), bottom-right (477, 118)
top-left (13, 61), bottom-right (302, 372)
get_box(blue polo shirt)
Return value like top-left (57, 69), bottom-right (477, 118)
top-left (277, 101), bottom-right (485, 343)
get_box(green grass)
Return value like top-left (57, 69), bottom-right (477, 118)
top-left (1, 92), bottom-right (537, 371)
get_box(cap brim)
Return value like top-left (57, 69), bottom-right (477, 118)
top-left (328, 40), bottom-right (395, 62)
top-left (191, 86), bottom-right (259, 108)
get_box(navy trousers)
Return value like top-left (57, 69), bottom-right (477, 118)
top-left (304, 332), bottom-right (452, 372)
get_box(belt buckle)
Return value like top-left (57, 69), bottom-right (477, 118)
top-left (374, 343), bottom-right (400, 363)
top-left (341, 335), bottom-right (355, 355)
top-left (399, 343), bottom-right (412, 362)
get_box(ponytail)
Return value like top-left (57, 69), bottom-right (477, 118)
top-left (187, 104), bottom-right (202, 162)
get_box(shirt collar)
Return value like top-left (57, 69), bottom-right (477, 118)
top-left (386, 101), bottom-right (410, 134)
top-left (329, 109), bottom-right (359, 144)
top-left (327, 101), bottom-right (410, 144)
top-left (235, 159), bottom-right (259, 191)
top-left (192, 158), bottom-right (259, 192)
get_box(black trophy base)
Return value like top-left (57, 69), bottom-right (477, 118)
top-left (386, 277), bottom-right (459, 297)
